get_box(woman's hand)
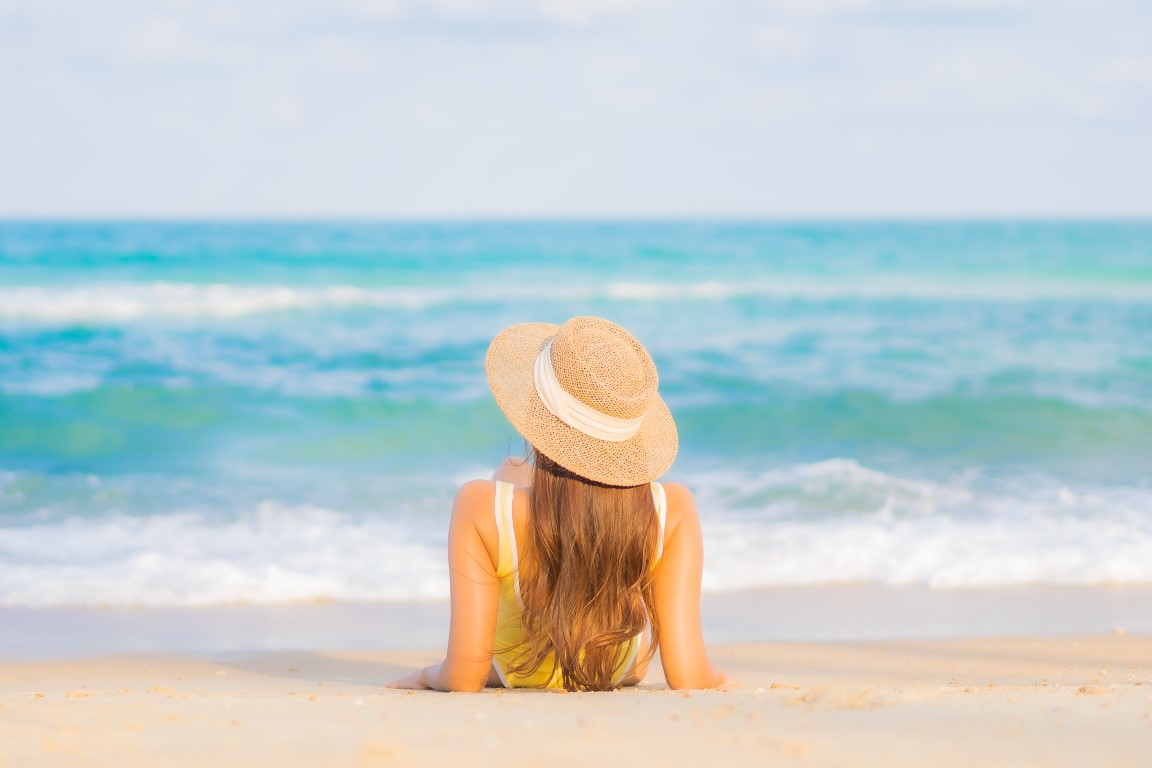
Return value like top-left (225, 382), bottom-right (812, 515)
top-left (710, 667), bottom-right (740, 691)
top-left (387, 665), bottom-right (436, 690)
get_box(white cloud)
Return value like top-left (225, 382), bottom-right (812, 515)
top-left (536, 0), bottom-right (665, 26)
top-left (580, 51), bottom-right (668, 106)
top-left (1094, 55), bottom-right (1152, 86)
top-left (116, 16), bottom-right (247, 67)
top-left (0, 0), bottom-right (1149, 216)
top-left (0, 0), bottom-right (45, 24)
top-left (751, 24), bottom-right (812, 60)
top-left (334, 0), bottom-right (666, 27)
top-left (759, 0), bottom-right (1032, 17)
top-left (757, 0), bottom-right (869, 17)
top-left (312, 38), bottom-right (378, 74)
top-left (896, 0), bottom-right (1032, 7)
top-left (341, 0), bottom-right (403, 20)
top-left (837, 49), bottom-right (1116, 119)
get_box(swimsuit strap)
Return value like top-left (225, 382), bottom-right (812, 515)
top-left (493, 481), bottom-right (523, 604)
top-left (493, 481), bottom-right (513, 578)
top-left (652, 481), bottom-right (667, 562)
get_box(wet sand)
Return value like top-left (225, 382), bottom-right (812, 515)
top-left (4, 584), bottom-right (1150, 658)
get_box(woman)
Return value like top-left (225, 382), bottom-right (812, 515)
top-left (388, 316), bottom-right (735, 692)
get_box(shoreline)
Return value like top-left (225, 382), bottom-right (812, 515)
top-left (2, 635), bottom-right (1149, 766)
top-left (2, 584), bottom-right (1150, 660)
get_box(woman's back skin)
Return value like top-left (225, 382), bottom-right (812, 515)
top-left (388, 458), bottom-right (735, 692)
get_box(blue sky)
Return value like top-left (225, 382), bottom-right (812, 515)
top-left (1, 0), bottom-right (1149, 217)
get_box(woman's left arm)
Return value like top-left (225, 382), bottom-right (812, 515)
top-left (388, 480), bottom-right (500, 692)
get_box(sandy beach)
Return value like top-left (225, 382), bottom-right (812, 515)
top-left (2, 634), bottom-right (1149, 767)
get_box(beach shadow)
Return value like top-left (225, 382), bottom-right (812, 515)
top-left (216, 651), bottom-right (681, 694)
top-left (216, 650), bottom-right (439, 689)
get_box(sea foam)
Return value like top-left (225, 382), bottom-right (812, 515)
top-left (2, 461), bottom-right (1149, 607)
top-left (0, 501), bottom-right (447, 607)
top-left (3, 277), bottom-right (1152, 323)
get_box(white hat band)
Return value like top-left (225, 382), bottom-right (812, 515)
top-left (533, 340), bottom-right (647, 442)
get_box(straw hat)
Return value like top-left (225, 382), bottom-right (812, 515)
top-left (486, 316), bottom-right (678, 487)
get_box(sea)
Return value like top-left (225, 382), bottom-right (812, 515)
top-left (1, 220), bottom-right (1150, 608)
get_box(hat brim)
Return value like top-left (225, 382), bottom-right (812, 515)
top-left (485, 322), bottom-right (678, 487)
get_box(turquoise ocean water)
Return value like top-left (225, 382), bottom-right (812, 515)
top-left (1, 220), bottom-right (1150, 606)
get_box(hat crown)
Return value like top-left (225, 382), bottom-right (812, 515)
top-left (484, 315), bottom-right (677, 486)
top-left (548, 316), bottom-right (658, 421)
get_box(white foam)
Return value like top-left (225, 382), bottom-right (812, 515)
top-left (1, 462), bottom-right (1150, 606)
top-left (0, 284), bottom-right (447, 322)
top-left (3, 277), bottom-right (1151, 323)
top-left (606, 278), bottom-right (1152, 303)
top-left (702, 512), bottom-right (1152, 590)
top-left (692, 460), bottom-right (1152, 589)
top-left (0, 502), bottom-right (448, 607)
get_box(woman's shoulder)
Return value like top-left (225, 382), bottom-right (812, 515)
top-left (452, 479), bottom-right (504, 523)
top-left (654, 481), bottom-right (699, 533)
top-left (451, 479), bottom-right (502, 569)
top-left (655, 481), bottom-right (695, 509)
top-left (456, 477), bottom-right (497, 501)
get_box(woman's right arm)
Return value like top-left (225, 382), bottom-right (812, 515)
top-left (387, 480), bottom-right (500, 692)
top-left (652, 483), bottom-right (737, 690)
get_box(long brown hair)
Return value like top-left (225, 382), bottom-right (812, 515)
top-left (506, 450), bottom-right (661, 691)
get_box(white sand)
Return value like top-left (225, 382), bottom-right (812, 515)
top-left (2, 636), bottom-right (1149, 767)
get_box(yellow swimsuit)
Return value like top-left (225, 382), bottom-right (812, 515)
top-left (489, 480), bottom-right (667, 689)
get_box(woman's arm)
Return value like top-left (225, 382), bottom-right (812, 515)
top-left (388, 480), bottom-right (500, 692)
top-left (652, 483), bottom-right (737, 690)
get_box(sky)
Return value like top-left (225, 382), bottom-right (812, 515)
top-left (0, 0), bottom-right (1150, 217)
